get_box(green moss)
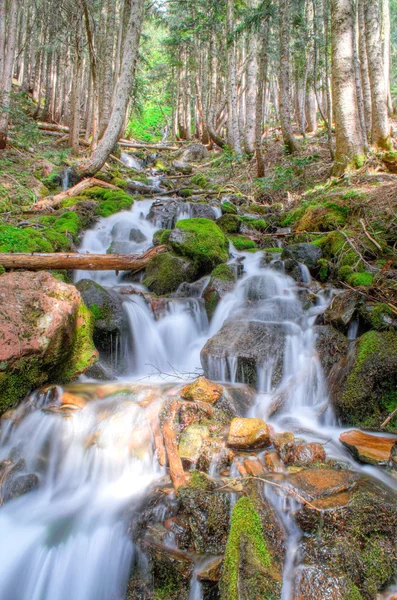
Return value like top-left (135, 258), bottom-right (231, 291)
top-left (221, 201), bottom-right (238, 215)
top-left (346, 271), bottom-right (374, 287)
top-left (217, 214), bottom-right (241, 234)
top-left (221, 497), bottom-right (277, 600)
top-left (52, 212), bottom-right (81, 240)
top-left (90, 303), bottom-right (104, 321)
top-left (211, 264), bottom-right (235, 281)
top-left (0, 357), bottom-right (48, 414)
top-left (180, 188), bottom-right (194, 198)
top-left (345, 584), bottom-right (363, 600)
top-left (143, 252), bottom-right (197, 295)
top-left (81, 187), bottom-right (134, 217)
top-left (361, 303), bottom-right (394, 330)
top-left (240, 216), bottom-right (268, 232)
top-left (171, 218), bottom-right (229, 273)
top-left (55, 303), bottom-right (98, 382)
top-left (353, 154), bottom-right (366, 169)
top-left (228, 235), bottom-right (256, 250)
top-left (263, 247), bottom-right (282, 253)
top-left (191, 173), bottom-right (207, 188)
top-left (318, 258), bottom-right (329, 282)
top-left (153, 229), bottom-right (172, 246)
top-left (0, 225), bottom-right (71, 253)
top-left (111, 177), bottom-right (128, 190)
top-left (338, 265), bottom-right (354, 280)
top-left (41, 172), bottom-right (60, 192)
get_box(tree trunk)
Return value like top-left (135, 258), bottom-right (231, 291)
top-left (77, 0), bottom-right (144, 177)
top-left (331, 0), bottom-right (364, 174)
top-left (244, 1), bottom-right (258, 156)
top-left (0, 246), bottom-right (167, 272)
top-left (226, 0), bottom-right (242, 156)
top-left (0, 0), bottom-right (19, 150)
top-left (353, 0), bottom-right (368, 148)
top-left (364, 0), bottom-right (391, 150)
top-left (279, 0), bottom-right (299, 153)
top-left (255, 20), bottom-right (270, 178)
top-left (358, 0), bottom-right (372, 140)
top-left (381, 0), bottom-right (392, 114)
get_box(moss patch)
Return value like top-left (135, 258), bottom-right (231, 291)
top-left (171, 218), bottom-right (229, 274)
top-left (211, 264), bottom-right (236, 281)
top-left (228, 235), bottom-right (256, 250)
top-left (143, 252), bottom-right (198, 295)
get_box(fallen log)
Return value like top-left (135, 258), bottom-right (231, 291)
top-left (119, 139), bottom-right (180, 151)
top-left (33, 177), bottom-right (118, 211)
top-left (162, 400), bottom-right (187, 489)
top-left (0, 245), bottom-right (167, 271)
top-left (127, 181), bottom-right (166, 194)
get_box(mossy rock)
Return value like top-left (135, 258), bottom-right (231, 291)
top-left (217, 214), bottom-right (241, 234)
top-left (81, 186), bottom-right (134, 217)
top-left (153, 229), bottom-right (172, 246)
top-left (0, 225), bottom-right (72, 253)
top-left (221, 201), bottom-right (238, 215)
top-left (203, 265), bottom-right (236, 319)
top-left (239, 217), bottom-right (268, 233)
top-left (169, 218), bottom-right (229, 274)
top-left (330, 330), bottom-right (397, 432)
top-left (228, 235), bottom-right (256, 251)
top-left (220, 497), bottom-right (282, 600)
top-left (359, 302), bottom-right (397, 330)
top-left (143, 252), bottom-right (198, 295)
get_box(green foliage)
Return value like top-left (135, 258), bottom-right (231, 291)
top-left (228, 235), bottom-right (256, 250)
top-left (191, 173), bottom-right (208, 187)
top-left (127, 103), bottom-right (172, 142)
top-left (111, 177), bottom-right (128, 190)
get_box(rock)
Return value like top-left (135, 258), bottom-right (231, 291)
top-left (201, 320), bottom-right (286, 387)
top-left (190, 203), bottom-right (217, 220)
top-left (170, 218), bottom-right (229, 274)
top-left (281, 243), bottom-right (322, 272)
top-left (3, 473), bottom-right (40, 502)
top-left (329, 330), bottom-right (397, 432)
top-left (172, 160), bottom-right (193, 174)
top-left (148, 199), bottom-right (185, 229)
top-left (324, 291), bottom-right (360, 333)
top-left (220, 496), bottom-right (282, 600)
top-left (143, 252), bottom-right (198, 296)
top-left (359, 301), bottom-right (397, 331)
top-left (180, 144), bottom-right (209, 162)
top-left (293, 566), bottom-right (357, 600)
top-left (227, 418), bottom-right (270, 449)
top-left (197, 556), bottom-right (223, 582)
top-left (290, 467), bottom-right (358, 501)
top-left (178, 425), bottom-right (210, 463)
top-left (180, 376), bottom-right (223, 404)
top-left (264, 452), bottom-right (285, 473)
top-left (340, 430), bottom-right (397, 466)
top-left (287, 442), bottom-right (326, 465)
top-left (216, 214), bottom-right (241, 234)
top-left (76, 279), bottom-right (124, 353)
top-left (129, 228), bottom-right (147, 243)
top-left (314, 325), bottom-right (350, 376)
top-left (272, 432), bottom-right (295, 461)
top-left (60, 392), bottom-right (86, 408)
top-left (106, 241), bottom-right (136, 254)
top-left (244, 458), bottom-right (265, 477)
top-left (203, 264), bottom-right (235, 318)
top-left (216, 384), bottom-right (257, 417)
top-left (170, 277), bottom-right (209, 298)
top-left (295, 478), bottom-right (397, 598)
top-left (0, 272), bottom-right (97, 413)
top-left (144, 538), bottom-right (194, 600)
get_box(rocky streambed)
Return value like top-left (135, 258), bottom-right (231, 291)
top-left (0, 170), bottom-right (397, 600)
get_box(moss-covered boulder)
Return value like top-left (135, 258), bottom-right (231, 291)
top-left (220, 496), bottom-right (282, 600)
top-left (143, 252), bottom-right (198, 296)
top-left (0, 272), bottom-right (98, 413)
top-left (329, 330), bottom-right (397, 432)
top-left (295, 478), bottom-right (397, 598)
top-left (169, 218), bottom-right (229, 274)
top-left (203, 264), bottom-right (236, 318)
top-left (217, 214), bottom-right (241, 234)
top-left (76, 279), bottom-right (124, 353)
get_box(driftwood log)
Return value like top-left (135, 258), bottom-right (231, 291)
top-left (33, 178), bottom-right (118, 211)
top-left (0, 246), bottom-right (166, 271)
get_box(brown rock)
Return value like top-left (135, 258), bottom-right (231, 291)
top-left (340, 430), bottom-right (397, 466)
top-left (243, 458), bottom-right (265, 477)
top-left (287, 442), bottom-right (326, 465)
top-left (272, 431), bottom-right (295, 460)
top-left (180, 376), bottom-right (223, 404)
top-left (290, 468), bottom-right (358, 501)
top-left (227, 417), bottom-right (271, 449)
top-left (294, 565), bottom-right (353, 600)
top-left (264, 452), bottom-right (285, 473)
top-left (60, 392), bottom-right (86, 409)
top-left (197, 556), bottom-right (223, 582)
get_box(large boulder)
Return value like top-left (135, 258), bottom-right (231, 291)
top-left (201, 320), bottom-right (286, 387)
top-left (329, 330), bottom-right (397, 432)
top-left (281, 243), bottom-right (322, 273)
top-left (76, 279), bottom-right (124, 353)
top-left (0, 272), bottom-right (97, 413)
top-left (170, 218), bottom-right (229, 274)
top-left (190, 203), bottom-right (217, 220)
top-left (143, 252), bottom-right (198, 296)
top-left (340, 430), bottom-right (397, 466)
top-left (180, 144), bottom-right (209, 163)
top-left (148, 199), bottom-right (185, 229)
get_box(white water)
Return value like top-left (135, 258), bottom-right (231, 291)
top-left (1, 197), bottom-right (396, 599)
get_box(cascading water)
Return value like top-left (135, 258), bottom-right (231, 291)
top-left (1, 196), bottom-right (397, 599)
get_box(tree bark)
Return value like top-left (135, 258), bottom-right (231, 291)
top-left (358, 0), bottom-right (372, 139)
top-left (33, 178), bottom-right (119, 211)
top-left (364, 0), bottom-right (391, 150)
top-left (0, 246), bottom-right (167, 272)
top-left (279, 0), bottom-right (300, 153)
top-left (331, 0), bottom-right (364, 174)
top-left (0, 0), bottom-right (19, 150)
top-left (77, 0), bottom-right (145, 177)
top-left (255, 20), bottom-right (270, 178)
top-left (226, 0), bottom-right (242, 156)
top-left (244, 0), bottom-right (258, 156)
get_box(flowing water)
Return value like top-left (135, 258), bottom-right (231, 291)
top-left (1, 197), bottom-right (396, 599)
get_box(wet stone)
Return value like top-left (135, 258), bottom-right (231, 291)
top-left (180, 377), bottom-right (223, 404)
top-left (290, 468), bottom-right (358, 501)
top-left (287, 442), bottom-right (326, 466)
top-left (340, 430), bottom-right (397, 466)
top-left (272, 432), bottom-right (295, 461)
top-left (227, 418), bottom-right (271, 450)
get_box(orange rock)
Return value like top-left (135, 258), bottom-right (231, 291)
top-left (290, 468), bottom-right (358, 500)
top-left (180, 376), bottom-right (223, 404)
top-left (340, 430), bottom-right (397, 466)
top-left (287, 442), bottom-right (326, 466)
top-left (227, 417), bottom-right (271, 449)
top-left (244, 458), bottom-right (265, 477)
top-left (60, 392), bottom-right (86, 409)
top-left (264, 451), bottom-right (285, 473)
top-left (272, 432), bottom-right (295, 460)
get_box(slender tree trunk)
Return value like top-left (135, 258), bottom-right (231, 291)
top-left (208, 31), bottom-right (226, 148)
top-left (279, 0), bottom-right (299, 153)
top-left (255, 20), bottom-right (270, 178)
top-left (358, 0), bottom-right (372, 139)
top-left (78, 0), bottom-right (144, 177)
top-left (244, 0), bottom-right (258, 156)
top-left (364, 0), bottom-right (391, 150)
top-left (0, 0), bottom-right (19, 150)
top-left (226, 0), bottom-right (242, 156)
top-left (381, 0), bottom-right (392, 114)
top-left (353, 0), bottom-right (368, 148)
top-left (331, 0), bottom-right (364, 174)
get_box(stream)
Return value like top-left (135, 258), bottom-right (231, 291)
top-left (0, 192), bottom-right (396, 599)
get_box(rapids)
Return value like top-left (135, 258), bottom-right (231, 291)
top-left (0, 196), bottom-right (396, 599)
